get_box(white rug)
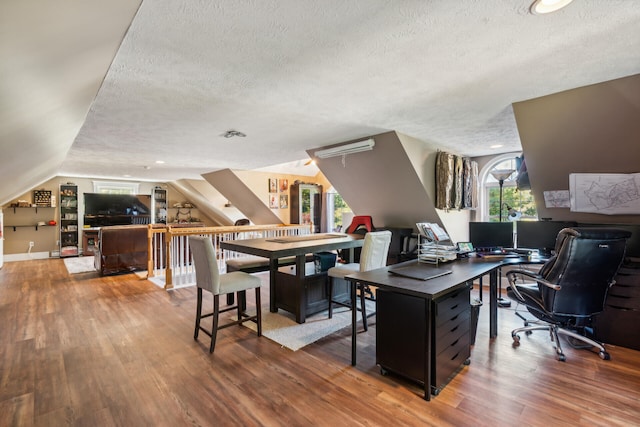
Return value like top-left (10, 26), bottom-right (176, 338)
top-left (63, 256), bottom-right (147, 278)
top-left (242, 299), bottom-right (375, 351)
top-left (63, 256), bottom-right (96, 274)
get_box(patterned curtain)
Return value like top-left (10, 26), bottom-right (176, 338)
top-left (436, 151), bottom-right (455, 210)
top-left (436, 151), bottom-right (478, 210)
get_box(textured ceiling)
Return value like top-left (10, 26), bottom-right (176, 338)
top-left (2, 0), bottom-right (640, 196)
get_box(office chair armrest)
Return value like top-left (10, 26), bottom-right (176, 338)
top-left (507, 270), bottom-right (561, 293)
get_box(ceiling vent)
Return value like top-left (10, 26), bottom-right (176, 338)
top-left (223, 130), bottom-right (246, 138)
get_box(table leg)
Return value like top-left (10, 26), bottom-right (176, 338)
top-left (269, 259), bottom-right (278, 313)
top-left (295, 255), bottom-right (306, 323)
top-left (489, 269), bottom-right (498, 338)
top-left (351, 279), bottom-right (357, 366)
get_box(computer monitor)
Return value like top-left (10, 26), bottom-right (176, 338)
top-left (468, 222), bottom-right (514, 251)
top-left (516, 220), bottom-right (577, 255)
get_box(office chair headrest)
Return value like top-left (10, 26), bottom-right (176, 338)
top-left (554, 227), bottom-right (632, 254)
top-left (569, 227), bottom-right (632, 240)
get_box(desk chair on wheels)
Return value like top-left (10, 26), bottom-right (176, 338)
top-left (506, 227), bottom-right (630, 361)
top-left (189, 235), bottom-right (262, 353)
top-left (327, 230), bottom-right (392, 330)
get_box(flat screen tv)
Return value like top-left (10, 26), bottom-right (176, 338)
top-left (516, 220), bottom-right (577, 255)
top-left (83, 193), bottom-right (152, 227)
top-left (468, 222), bottom-right (514, 251)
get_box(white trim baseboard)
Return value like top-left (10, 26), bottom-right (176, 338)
top-left (3, 251), bottom-right (53, 262)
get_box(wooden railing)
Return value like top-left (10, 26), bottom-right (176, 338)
top-left (146, 223), bottom-right (313, 290)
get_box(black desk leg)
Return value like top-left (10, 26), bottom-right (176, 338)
top-left (497, 267), bottom-right (511, 308)
top-left (424, 300), bottom-right (432, 401)
top-left (351, 279), bottom-right (357, 366)
top-left (490, 269), bottom-right (498, 338)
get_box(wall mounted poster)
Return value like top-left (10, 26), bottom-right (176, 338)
top-left (543, 190), bottom-right (570, 208)
top-left (269, 194), bottom-right (278, 209)
top-left (280, 179), bottom-right (289, 192)
top-left (269, 178), bottom-right (278, 193)
top-left (280, 194), bottom-right (288, 209)
top-left (569, 173), bottom-right (640, 214)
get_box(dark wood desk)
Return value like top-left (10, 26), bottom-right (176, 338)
top-left (345, 258), bottom-right (502, 400)
top-left (221, 233), bottom-right (364, 323)
top-left (345, 255), bottom-right (550, 400)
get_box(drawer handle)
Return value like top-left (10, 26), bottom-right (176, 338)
top-left (450, 325), bottom-right (459, 333)
top-left (450, 351), bottom-right (460, 361)
top-left (450, 304), bottom-right (459, 310)
top-left (450, 314), bottom-right (459, 321)
top-left (450, 338), bottom-right (460, 346)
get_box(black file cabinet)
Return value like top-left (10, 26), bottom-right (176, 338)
top-left (594, 260), bottom-right (640, 350)
top-left (376, 284), bottom-right (471, 396)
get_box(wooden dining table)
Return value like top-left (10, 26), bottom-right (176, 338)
top-left (220, 233), bottom-right (365, 323)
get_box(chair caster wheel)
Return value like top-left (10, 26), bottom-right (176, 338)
top-left (557, 354), bottom-right (566, 362)
top-left (599, 351), bottom-right (611, 360)
top-left (380, 367), bottom-right (388, 376)
top-left (512, 334), bottom-right (520, 346)
top-left (525, 330), bottom-right (533, 335)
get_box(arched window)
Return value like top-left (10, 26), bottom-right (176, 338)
top-left (478, 153), bottom-right (537, 222)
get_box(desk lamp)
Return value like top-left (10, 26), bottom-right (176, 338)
top-left (490, 169), bottom-right (515, 307)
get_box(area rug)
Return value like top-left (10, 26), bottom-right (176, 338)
top-left (242, 299), bottom-right (375, 351)
top-left (63, 256), bottom-right (96, 274)
top-left (63, 256), bottom-right (148, 278)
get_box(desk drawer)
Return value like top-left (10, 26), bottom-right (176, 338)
top-left (608, 283), bottom-right (640, 299)
top-left (434, 331), bottom-right (470, 391)
top-left (435, 286), bottom-right (470, 328)
top-left (435, 310), bottom-right (470, 349)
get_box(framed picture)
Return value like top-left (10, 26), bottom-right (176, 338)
top-left (269, 178), bottom-right (278, 193)
top-left (279, 194), bottom-right (288, 209)
top-left (280, 179), bottom-right (289, 192)
top-left (269, 194), bottom-right (278, 209)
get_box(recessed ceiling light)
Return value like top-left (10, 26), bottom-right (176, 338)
top-left (490, 144), bottom-right (504, 149)
top-left (530, 0), bottom-right (574, 15)
top-left (223, 130), bottom-right (247, 138)
top-left (123, 174), bottom-right (131, 178)
top-left (155, 160), bottom-right (165, 164)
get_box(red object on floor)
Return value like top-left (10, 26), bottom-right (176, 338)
top-left (345, 215), bottom-right (374, 233)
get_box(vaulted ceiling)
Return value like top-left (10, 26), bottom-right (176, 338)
top-left (2, 0), bottom-right (639, 205)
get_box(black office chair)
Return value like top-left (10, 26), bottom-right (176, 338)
top-left (506, 227), bottom-right (630, 361)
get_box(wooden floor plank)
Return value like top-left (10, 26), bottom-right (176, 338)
top-left (1, 258), bottom-right (639, 426)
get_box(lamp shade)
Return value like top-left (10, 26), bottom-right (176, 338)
top-left (490, 169), bottom-right (515, 182)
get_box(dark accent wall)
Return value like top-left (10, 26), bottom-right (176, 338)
top-left (310, 131), bottom-right (443, 230)
top-left (513, 73), bottom-right (640, 224)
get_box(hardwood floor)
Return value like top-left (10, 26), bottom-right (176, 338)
top-left (1, 258), bottom-right (639, 426)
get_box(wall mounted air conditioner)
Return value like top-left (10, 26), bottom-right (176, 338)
top-left (314, 139), bottom-right (375, 159)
